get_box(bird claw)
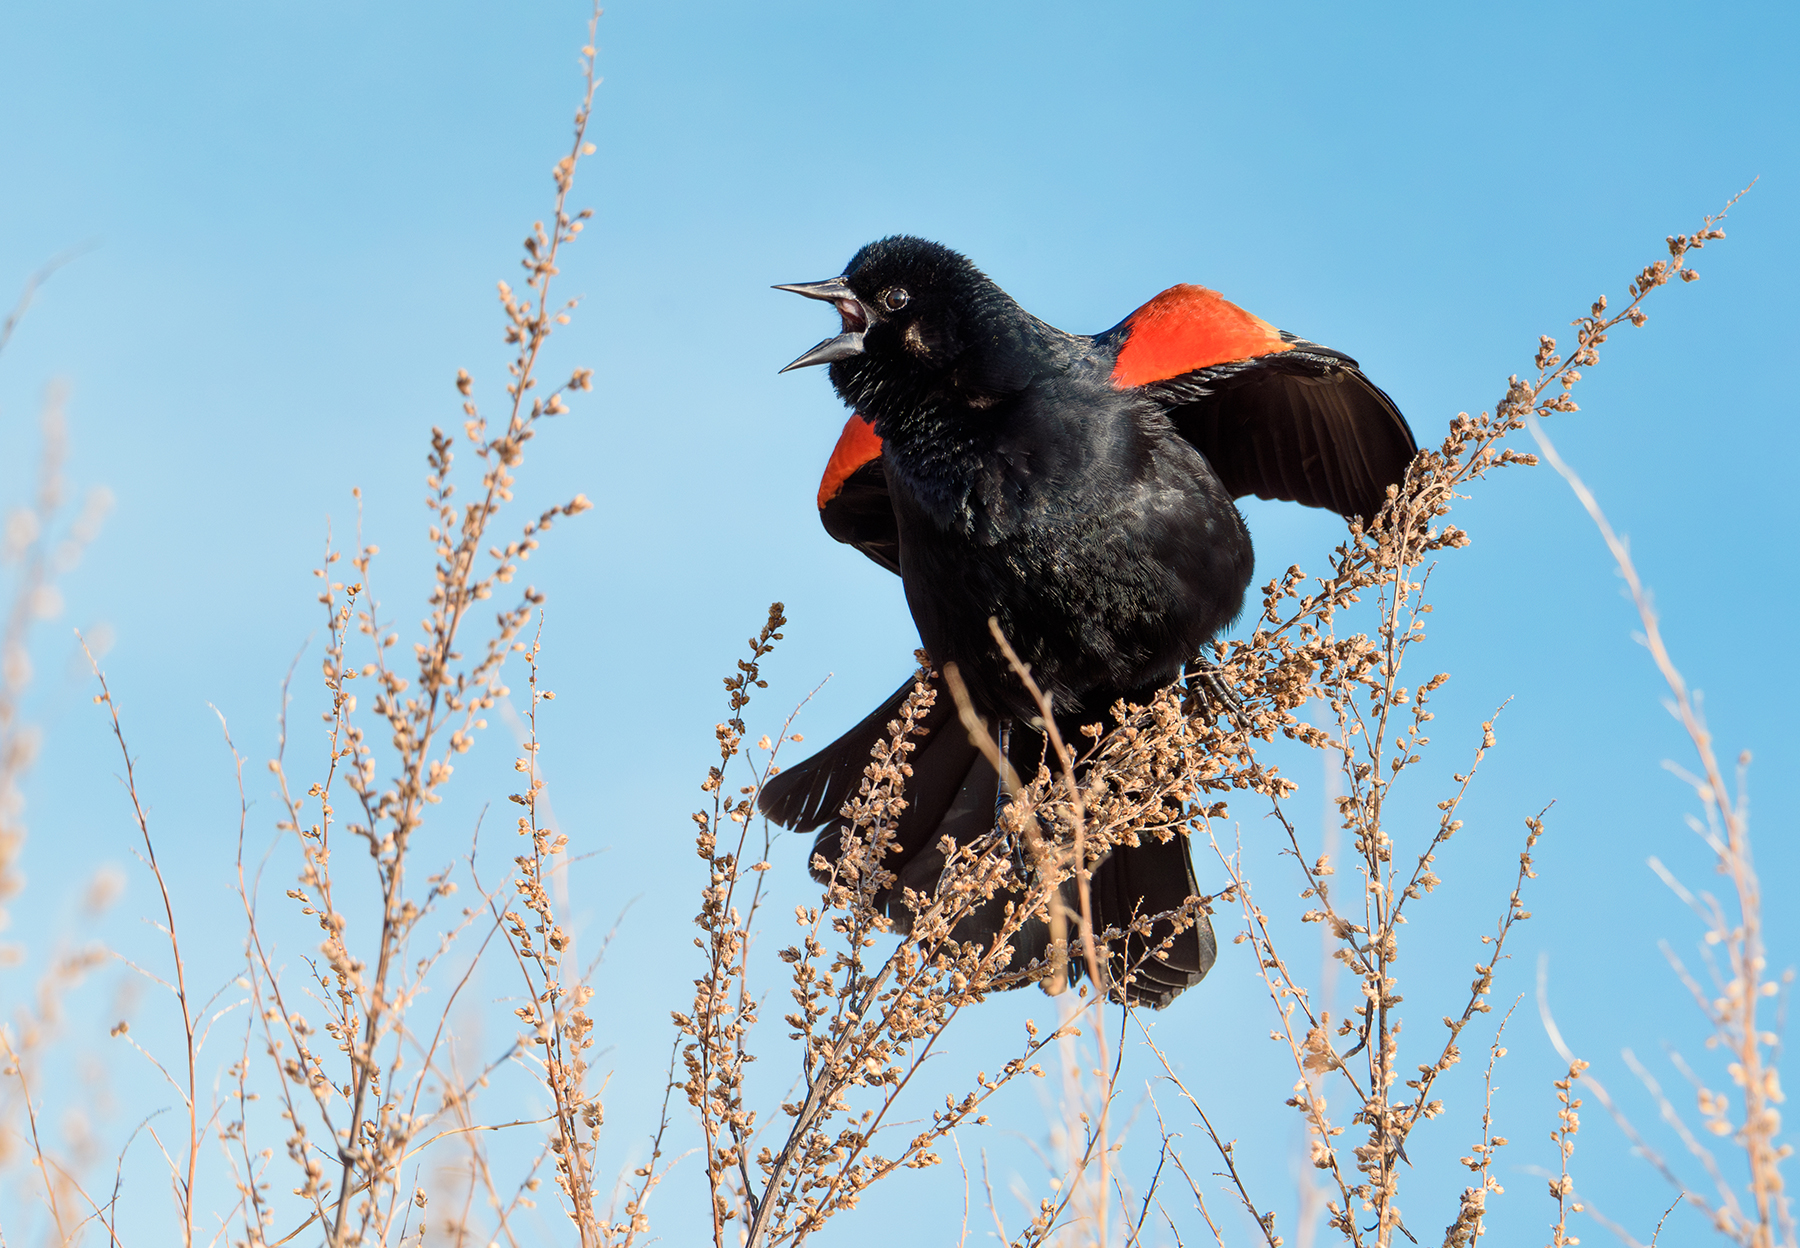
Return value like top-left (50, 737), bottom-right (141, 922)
top-left (1185, 658), bottom-right (1244, 721)
top-left (993, 718), bottom-right (1033, 877)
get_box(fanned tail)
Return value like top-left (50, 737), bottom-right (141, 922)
top-left (757, 675), bottom-right (1215, 1008)
top-left (1087, 831), bottom-right (1216, 1008)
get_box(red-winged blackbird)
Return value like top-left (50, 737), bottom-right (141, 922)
top-left (759, 236), bottom-right (1416, 1007)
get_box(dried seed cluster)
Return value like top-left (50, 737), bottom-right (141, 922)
top-left (0, 41), bottom-right (1777, 1248)
top-left (664, 193), bottom-right (1769, 1248)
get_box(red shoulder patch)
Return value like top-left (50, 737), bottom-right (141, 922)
top-left (1110, 284), bottom-right (1292, 389)
top-left (818, 414), bottom-right (883, 509)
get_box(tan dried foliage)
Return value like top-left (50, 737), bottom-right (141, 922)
top-left (0, 13), bottom-right (1779, 1248)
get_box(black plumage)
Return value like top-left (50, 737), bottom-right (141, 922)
top-left (761, 236), bottom-right (1416, 1007)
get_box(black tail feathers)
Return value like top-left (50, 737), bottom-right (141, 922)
top-left (756, 672), bottom-right (1215, 1008)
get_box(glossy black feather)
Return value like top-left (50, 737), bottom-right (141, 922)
top-left (763, 236), bottom-right (1414, 1010)
top-left (761, 671), bottom-right (1217, 1008)
top-left (1148, 346), bottom-right (1417, 520)
top-left (814, 355), bottom-right (1413, 577)
top-left (1091, 830), bottom-right (1217, 1007)
top-left (819, 459), bottom-right (902, 575)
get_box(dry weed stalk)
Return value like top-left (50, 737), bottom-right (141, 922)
top-left (1441, 1000), bottom-right (1520, 1248)
top-left (0, 14), bottom-right (1764, 1241)
top-left (0, 257), bottom-right (116, 1241)
top-left (87, 655), bottom-right (211, 1245)
top-left (480, 622), bottom-right (604, 1239)
top-left (1530, 363), bottom-right (1791, 1248)
top-left (3, 13), bottom-right (636, 1246)
top-left (681, 613), bottom-right (1166, 1247)
top-left (1137, 196), bottom-right (1745, 1248)
top-left (1546, 1055), bottom-right (1588, 1248)
top-left (208, 11), bottom-right (605, 1245)
top-left (673, 199), bottom-right (1746, 1247)
top-left (0, 259), bottom-right (111, 961)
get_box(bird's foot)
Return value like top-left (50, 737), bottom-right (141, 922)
top-left (994, 718), bottom-right (1032, 877)
top-left (1186, 658), bottom-right (1244, 721)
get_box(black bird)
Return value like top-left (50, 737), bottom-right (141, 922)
top-left (759, 236), bottom-right (1416, 1007)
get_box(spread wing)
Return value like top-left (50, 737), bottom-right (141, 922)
top-left (1095, 284), bottom-right (1417, 520)
top-left (816, 414), bottom-right (901, 574)
top-left (809, 288), bottom-right (1416, 573)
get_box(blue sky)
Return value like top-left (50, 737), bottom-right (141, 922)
top-left (1, 1), bottom-right (1795, 1243)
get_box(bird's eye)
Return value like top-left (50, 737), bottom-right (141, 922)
top-left (880, 287), bottom-right (911, 312)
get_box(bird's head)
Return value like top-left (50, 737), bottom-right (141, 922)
top-left (777, 236), bottom-right (1042, 423)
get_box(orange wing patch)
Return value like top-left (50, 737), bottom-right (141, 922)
top-left (1110, 284), bottom-right (1292, 388)
top-left (817, 414), bottom-right (883, 509)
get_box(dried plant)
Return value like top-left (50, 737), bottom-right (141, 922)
top-left (0, 255), bottom-right (112, 964)
top-left (0, 254), bottom-right (115, 1240)
top-left (0, 10), bottom-right (1772, 1246)
top-left (224, 15), bottom-right (604, 1242)
top-left (1546, 1054), bottom-right (1588, 1248)
top-left (1132, 195), bottom-right (1747, 1248)
top-left (18, 11), bottom-right (616, 1247)
top-left (662, 191), bottom-right (1751, 1248)
top-left (683, 622), bottom-right (1071, 1245)
top-left (1531, 351), bottom-right (1791, 1248)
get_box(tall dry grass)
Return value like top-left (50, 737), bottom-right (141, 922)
top-left (0, 252), bottom-right (115, 1241)
top-left (0, 11), bottom-right (1781, 1247)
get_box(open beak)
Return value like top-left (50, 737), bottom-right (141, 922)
top-left (775, 276), bottom-right (870, 373)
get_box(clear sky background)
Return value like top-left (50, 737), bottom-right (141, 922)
top-left (1, 1), bottom-right (1795, 1243)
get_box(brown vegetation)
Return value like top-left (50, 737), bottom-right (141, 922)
top-left (0, 12), bottom-right (1781, 1248)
